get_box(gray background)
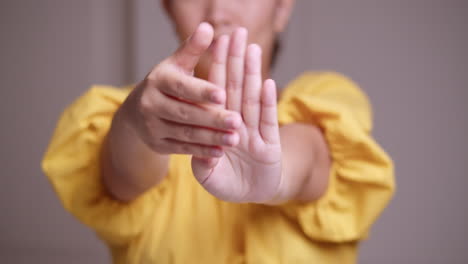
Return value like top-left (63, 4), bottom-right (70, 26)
top-left (1, 0), bottom-right (467, 263)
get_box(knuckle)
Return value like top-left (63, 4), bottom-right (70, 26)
top-left (215, 110), bottom-right (225, 127)
top-left (155, 100), bottom-right (170, 118)
top-left (243, 96), bottom-right (259, 106)
top-left (146, 71), bottom-right (158, 82)
top-left (149, 65), bottom-right (176, 92)
top-left (200, 146), bottom-right (210, 157)
top-left (135, 83), bottom-right (163, 114)
top-left (172, 79), bottom-right (184, 97)
top-left (202, 86), bottom-right (212, 100)
top-left (146, 64), bottom-right (164, 82)
top-left (182, 125), bottom-right (193, 139)
top-left (138, 93), bottom-right (153, 114)
top-left (140, 94), bottom-right (165, 120)
top-left (227, 79), bottom-right (241, 90)
top-left (175, 106), bottom-right (190, 121)
top-left (180, 143), bottom-right (191, 154)
top-left (261, 118), bottom-right (277, 127)
top-left (214, 131), bottom-right (223, 144)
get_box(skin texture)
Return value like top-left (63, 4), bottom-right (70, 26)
top-left (102, 0), bottom-right (330, 204)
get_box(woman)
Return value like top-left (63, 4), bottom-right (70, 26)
top-left (42, 0), bottom-right (395, 263)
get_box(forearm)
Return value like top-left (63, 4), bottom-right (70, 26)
top-left (273, 123), bottom-right (331, 203)
top-left (101, 105), bottom-right (169, 202)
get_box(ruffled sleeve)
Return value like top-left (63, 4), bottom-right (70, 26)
top-left (41, 86), bottom-right (170, 247)
top-left (277, 72), bottom-right (395, 242)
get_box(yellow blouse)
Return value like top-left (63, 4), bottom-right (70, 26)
top-left (42, 72), bottom-right (395, 264)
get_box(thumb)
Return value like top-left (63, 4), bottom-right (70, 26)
top-left (172, 22), bottom-right (214, 72)
top-left (191, 156), bottom-right (219, 185)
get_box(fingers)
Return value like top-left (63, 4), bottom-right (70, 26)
top-left (260, 79), bottom-right (280, 144)
top-left (162, 120), bottom-right (240, 147)
top-left (191, 156), bottom-right (219, 183)
top-left (160, 139), bottom-right (224, 158)
top-left (197, 34), bottom-right (230, 164)
top-left (158, 73), bottom-right (225, 105)
top-left (242, 44), bottom-right (263, 131)
top-left (172, 22), bottom-right (214, 72)
top-left (156, 97), bottom-right (242, 131)
top-left (226, 28), bottom-right (248, 113)
top-left (208, 35), bottom-right (230, 90)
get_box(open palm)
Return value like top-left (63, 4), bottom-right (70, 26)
top-left (192, 28), bottom-right (283, 203)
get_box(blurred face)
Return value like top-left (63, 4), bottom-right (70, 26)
top-left (163, 0), bottom-right (294, 79)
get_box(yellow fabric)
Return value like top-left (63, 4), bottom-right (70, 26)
top-left (42, 72), bottom-right (395, 264)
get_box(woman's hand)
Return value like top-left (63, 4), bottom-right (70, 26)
top-left (119, 23), bottom-right (243, 158)
top-left (191, 28), bottom-right (283, 204)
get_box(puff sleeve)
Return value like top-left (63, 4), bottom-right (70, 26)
top-left (41, 86), bottom-right (170, 246)
top-left (277, 72), bottom-right (395, 242)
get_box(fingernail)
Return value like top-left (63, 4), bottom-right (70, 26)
top-left (225, 115), bottom-right (240, 129)
top-left (237, 27), bottom-right (248, 37)
top-left (199, 22), bottom-right (211, 31)
top-left (211, 148), bottom-right (223, 157)
top-left (222, 134), bottom-right (238, 146)
top-left (249, 44), bottom-right (261, 55)
top-left (211, 90), bottom-right (225, 104)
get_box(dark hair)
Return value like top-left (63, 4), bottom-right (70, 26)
top-left (271, 37), bottom-right (281, 68)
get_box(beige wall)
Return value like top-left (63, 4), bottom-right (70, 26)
top-left (1, 0), bottom-right (467, 263)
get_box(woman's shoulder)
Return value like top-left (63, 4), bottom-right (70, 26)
top-left (80, 84), bottom-right (134, 101)
top-left (280, 71), bottom-right (369, 108)
top-left (278, 71), bottom-right (372, 132)
top-left (282, 71), bottom-right (361, 96)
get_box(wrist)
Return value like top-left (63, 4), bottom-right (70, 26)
top-left (102, 103), bottom-right (169, 202)
top-left (261, 167), bottom-right (292, 205)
